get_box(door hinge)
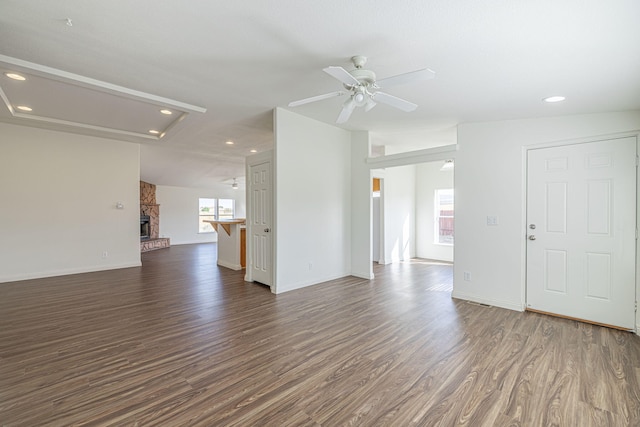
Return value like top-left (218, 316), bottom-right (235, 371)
top-left (636, 154), bottom-right (639, 167)
top-left (636, 228), bottom-right (638, 240)
top-left (635, 301), bottom-right (638, 312)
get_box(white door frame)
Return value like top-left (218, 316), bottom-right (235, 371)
top-left (366, 144), bottom-right (458, 268)
top-left (245, 150), bottom-right (275, 291)
top-left (372, 169), bottom-right (386, 265)
top-left (521, 131), bottom-right (640, 332)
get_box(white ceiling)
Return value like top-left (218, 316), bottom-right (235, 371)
top-left (1, 0), bottom-right (639, 188)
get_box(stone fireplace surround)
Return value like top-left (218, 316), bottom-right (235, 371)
top-left (140, 181), bottom-right (170, 252)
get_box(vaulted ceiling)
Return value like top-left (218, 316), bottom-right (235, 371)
top-left (1, 1), bottom-right (639, 188)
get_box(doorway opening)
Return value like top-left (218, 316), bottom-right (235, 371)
top-left (371, 159), bottom-right (454, 293)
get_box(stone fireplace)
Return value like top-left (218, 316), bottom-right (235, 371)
top-left (140, 215), bottom-right (151, 240)
top-left (140, 181), bottom-right (170, 252)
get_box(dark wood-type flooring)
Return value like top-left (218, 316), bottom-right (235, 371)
top-left (2, 244), bottom-right (640, 426)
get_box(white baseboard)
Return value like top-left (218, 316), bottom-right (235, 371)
top-left (274, 271), bottom-right (350, 294)
top-left (351, 271), bottom-right (374, 280)
top-left (0, 261), bottom-right (142, 284)
top-left (216, 260), bottom-right (242, 271)
top-left (452, 290), bottom-right (524, 312)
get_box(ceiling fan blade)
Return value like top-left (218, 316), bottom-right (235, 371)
top-left (288, 91), bottom-right (345, 107)
top-left (336, 98), bottom-right (356, 123)
top-left (364, 97), bottom-right (377, 112)
top-left (323, 66), bottom-right (361, 87)
top-left (371, 91), bottom-right (418, 112)
top-left (375, 68), bottom-right (435, 88)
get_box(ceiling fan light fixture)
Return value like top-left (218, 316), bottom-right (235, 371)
top-left (440, 159), bottom-right (454, 171)
top-left (288, 55), bottom-right (434, 124)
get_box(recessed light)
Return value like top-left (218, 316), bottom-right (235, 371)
top-left (250, 149), bottom-right (257, 153)
top-left (16, 105), bottom-right (32, 112)
top-left (225, 141), bottom-right (234, 145)
top-left (543, 96), bottom-right (566, 103)
top-left (5, 72), bottom-right (26, 81)
top-left (160, 109), bottom-right (172, 115)
top-left (149, 130), bottom-right (160, 135)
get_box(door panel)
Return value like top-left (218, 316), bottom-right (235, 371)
top-left (526, 137), bottom-right (636, 329)
top-left (249, 161), bottom-right (272, 286)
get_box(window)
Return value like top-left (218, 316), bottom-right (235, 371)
top-left (199, 198), bottom-right (217, 233)
top-left (198, 198), bottom-right (236, 233)
top-left (217, 198), bottom-right (235, 220)
top-left (435, 189), bottom-right (454, 245)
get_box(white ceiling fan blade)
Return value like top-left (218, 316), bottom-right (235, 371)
top-left (323, 66), bottom-right (360, 87)
top-left (375, 68), bottom-right (435, 88)
top-left (336, 98), bottom-right (356, 123)
top-left (364, 97), bottom-right (377, 112)
top-left (288, 91), bottom-right (345, 107)
top-left (371, 91), bottom-right (418, 112)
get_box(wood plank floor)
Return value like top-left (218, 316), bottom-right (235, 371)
top-left (1, 244), bottom-right (640, 426)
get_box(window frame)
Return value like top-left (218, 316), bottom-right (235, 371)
top-left (198, 198), bottom-right (236, 233)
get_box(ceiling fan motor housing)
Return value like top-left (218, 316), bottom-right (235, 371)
top-left (348, 68), bottom-right (376, 87)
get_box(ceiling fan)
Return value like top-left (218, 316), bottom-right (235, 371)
top-left (288, 56), bottom-right (435, 124)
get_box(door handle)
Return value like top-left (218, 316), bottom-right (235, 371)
top-left (528, 235), bottom-right (536, 240)
top-left (264, 228), bottom-right (270, 232)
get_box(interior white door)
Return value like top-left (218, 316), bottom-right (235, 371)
top-left (249, 160), bottom-right (272, 286)
top-left (526, 137), bottom-right (637, 329)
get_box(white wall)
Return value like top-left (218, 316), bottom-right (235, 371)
top-left (156, 184), bottom-right (246, 245)
top-left (274, 108), bottom-right (352, 293)
top-left (350, 131), bottom-right (373, 279)
top-left (382, 164), bottom-right (416, 263)
top-left (415, 161), bottom-right (454, 262)
top-left (454, 111), bottom-right (640, 311)
top-left (0, 123), bottom-right (141, 283)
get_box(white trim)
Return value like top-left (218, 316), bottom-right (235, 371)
top-left (0, 261), bottom-right (142, 284)
top-left (274, 271), bottom-right (351, 294)
top-left (366, 144), bottom-right (457, 169)
top-left (0, 54), bottom-right (207, 113)
top-left (452, 290), bottom-right (524, 312)
top-left (351, 271), bottom-right (374, 280)
top-left (217, 260), bottom-right (243, 271)
top-left (524, 130), bottom-right (640, 151)
top-left (3, 109), bottom-right (162, 140)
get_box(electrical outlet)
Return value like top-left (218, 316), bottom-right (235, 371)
top-left (487, 216), bottom-right (498, 226)
top-left (102, 251), bottom-right (108, 258)
top-left (463, 271), bottom-right (471, 281)
top-left (308, 262), bottom-right (313, 270)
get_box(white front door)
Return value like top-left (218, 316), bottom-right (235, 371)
top-left (249, 160), bottom-right (272, 286)
top-left (526, 137), bottom-right (637, 329)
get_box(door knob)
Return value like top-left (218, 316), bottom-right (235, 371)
top-left (528, 235), bottom-right (536, 240)
top-left (529, 224), bottom-right (536, 230)
top-left (264, 228), bottom-right (270, 232)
